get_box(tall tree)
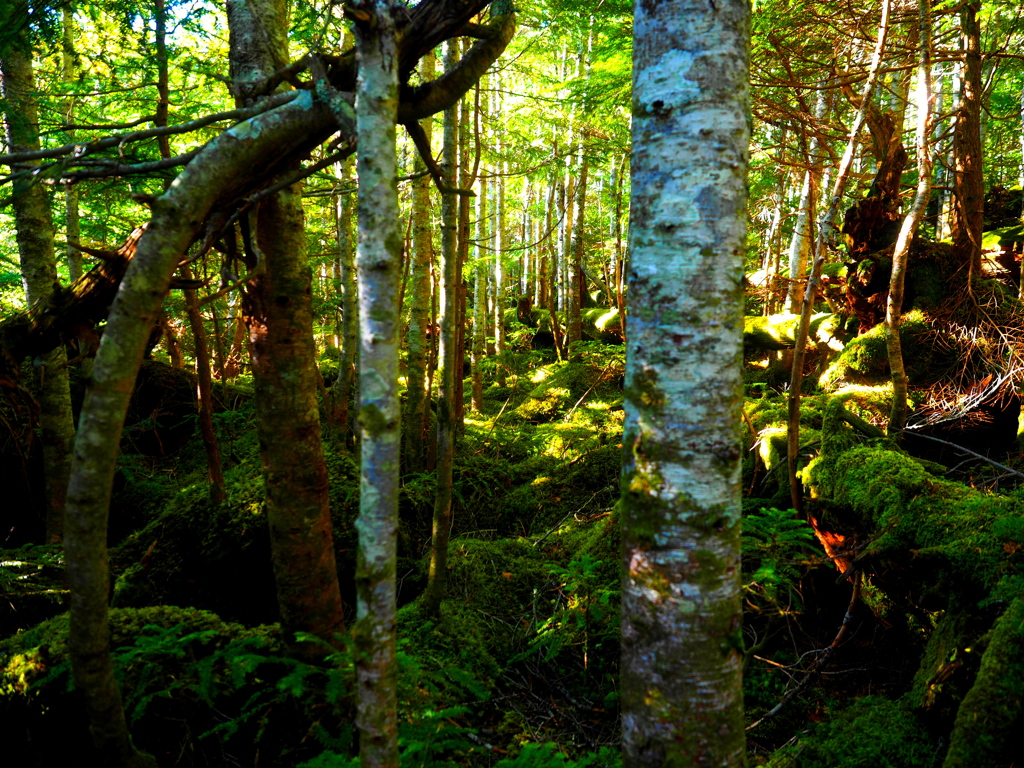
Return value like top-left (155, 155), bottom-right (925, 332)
top-left (228, 0), bottom-right (346, 656)
top-left (403, 50), bottom-right (436, 471)
top-left (423, 39), bottom-right (461, 617)
top-left (886, 0), bottom-right (933, 434)
top-left (1, 0), bottom-right (77, 545)
top-left (950, 0), bottom-right (983, 277)
top-left (620, 0), bottom-right (749, 764)
top-left (353, 0), bottom-right (402, 763)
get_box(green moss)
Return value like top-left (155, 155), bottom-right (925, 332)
top-left (820, 312), bottom-right (934, 390)
top-left (944, 596), bottom-right (1024, 767)
top-left (768, 697), bottom-right (936, 768)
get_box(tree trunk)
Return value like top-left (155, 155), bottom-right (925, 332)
top-left (886, 0), bottom-right (933, 434)
top-left (62, 4), bottom-right (83, 283)
top-left (229, 0), bottom-right (345, 657)
top-left (155, 0), bottom-right (225, 503)
top-left (951, 1), bottom-right (983, 278)
top-left (471, 154), bottom-right (488, 412)
top-left (403, 51), bottom-right (436, 472)
top-left (786, 87), bottom-right (827, 314)
top-left (423, 39), bottom-right (460, 618)
top-left (621, 0), bottom-right (749, 762)
top-left (568, 148), bottom-right (588, 352)
top-left (353, 4), bottom-right (402, 763)
top-left (332, 158), bottom-right (358, 446)
top-left (787, 0), bottom-right (891, 515)
top-left (1, 0), bottom-right (76, 545)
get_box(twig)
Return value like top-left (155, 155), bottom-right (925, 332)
top-left (746, 573), bottom-right (861, 731)
top-left (901, 430), bottom-right (1024, 479)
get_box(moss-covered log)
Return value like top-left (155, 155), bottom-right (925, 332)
top-left (796, 396), bottom-right (1024, 764)
top-left (743, 312), bottom-right (848, 353)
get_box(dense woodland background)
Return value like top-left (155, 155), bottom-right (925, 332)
top-left (3, 0), bottom-right (1024, 766)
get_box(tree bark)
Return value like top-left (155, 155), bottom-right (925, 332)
top-left (951, 1), bottom-right (983, 278)
top-left (229, 0), bottom-right (345, 656)
top-left (886, 0), bottom-right (933, 434)
top-left (332, 157), bottom-right (358, 447)
top-left (423, 39), bottom-right (461, 618)
top-left (155, 0), bottom-right (225, 503)
top-left (787, 0), bottom-right (891, 515)
top-left (50, 0), bottom-right (513, 756)
top-left (62, 4), bottom-right (82, 283)
top-left (403, 51), bottom-right (436, 472)
top-left (621, 0), bottom-right (749, 763)
top-left (353, 3), bottom-right (402, 763)
top-left (1, 0), bottom-right (77, 545)
top-left (471, 148), bottom-right (488, 412)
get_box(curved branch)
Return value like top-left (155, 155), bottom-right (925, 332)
top-left (0, 91), bottom-right (298, 167)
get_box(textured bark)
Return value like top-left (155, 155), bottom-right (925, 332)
top-left (231, 0), bottom-right (345, 656)
top-left (423, 39), bottom-right (461, 618)
top-left (621, 0), bottom-right (749, 764)
top-left (353, 4), bottom-right (402, 764)
top-left (886, 0), bottom-right (932, 435)
top-left (950, 1), bottom-right (983, 278)
top-left (243, 184), bottom-right (346, 653)
top-left (403, 51), bottom-right (436, 471)
top-left (1, 1), bottom-right (77, 546)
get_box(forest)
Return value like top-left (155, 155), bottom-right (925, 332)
top-left (2, 0), bottom-right (1024, 766)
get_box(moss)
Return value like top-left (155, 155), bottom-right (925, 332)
top-left (943, 596), bottom-right (1024, 767)
top-left (768, 697), bottom-right (936, 768)
top-left (743, 312), bottom-right (846, 353)
top-left (820, 312), bottom-right (934, 390)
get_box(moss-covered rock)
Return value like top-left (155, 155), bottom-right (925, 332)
top-left (767, 696), bottom-right (937, 768)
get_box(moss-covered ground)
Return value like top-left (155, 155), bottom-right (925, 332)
top-left (5, 331), bottom-right (1024, 766)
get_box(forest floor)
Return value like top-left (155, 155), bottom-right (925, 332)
top-left (3, 336), bottom-right (1024, 767)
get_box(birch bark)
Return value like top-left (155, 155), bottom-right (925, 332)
top-left (353, 3), bottom-right (402, 763)
top-left (621, 0), bottom-right (749, 764)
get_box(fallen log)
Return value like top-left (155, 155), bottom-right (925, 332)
top-left (0, 227), bottom-right (144, 384)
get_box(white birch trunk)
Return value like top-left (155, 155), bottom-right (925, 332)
top-left (621, 0), bottom-right (749, 763)
top-left (353, 3), bottom-right (401, 764)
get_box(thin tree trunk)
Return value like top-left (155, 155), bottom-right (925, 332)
top-left (786, 87), bottom-right (827, 314)
top-left (787, 0), bottom-right (891, 515)
top-left (155, 0), bottom-right (225, 503)
top-left (181, 264), bottom-right (227, 502)
top-left (568, 147), bottom-right (588, 352)
top-left (545, 170), bottom-right (564, 359)
top-left (613, 153), bottom-right (626, 336)
top-left (403, 51), bottom-right (436, 472)
top-left (887, 0), bottom-right (933, 434)
top-left (423, 39), bottom-right (460, 618)
top-left (951, 1), bottom-right (983, 278)
top-left (62, 4), bottom-right (82, 283)
top-left (471, 155), bottom-right (488, 412)
top-left (333, 158), bottom-right (358, 446)
top-left (621, 0), bottom-right (749, 760)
